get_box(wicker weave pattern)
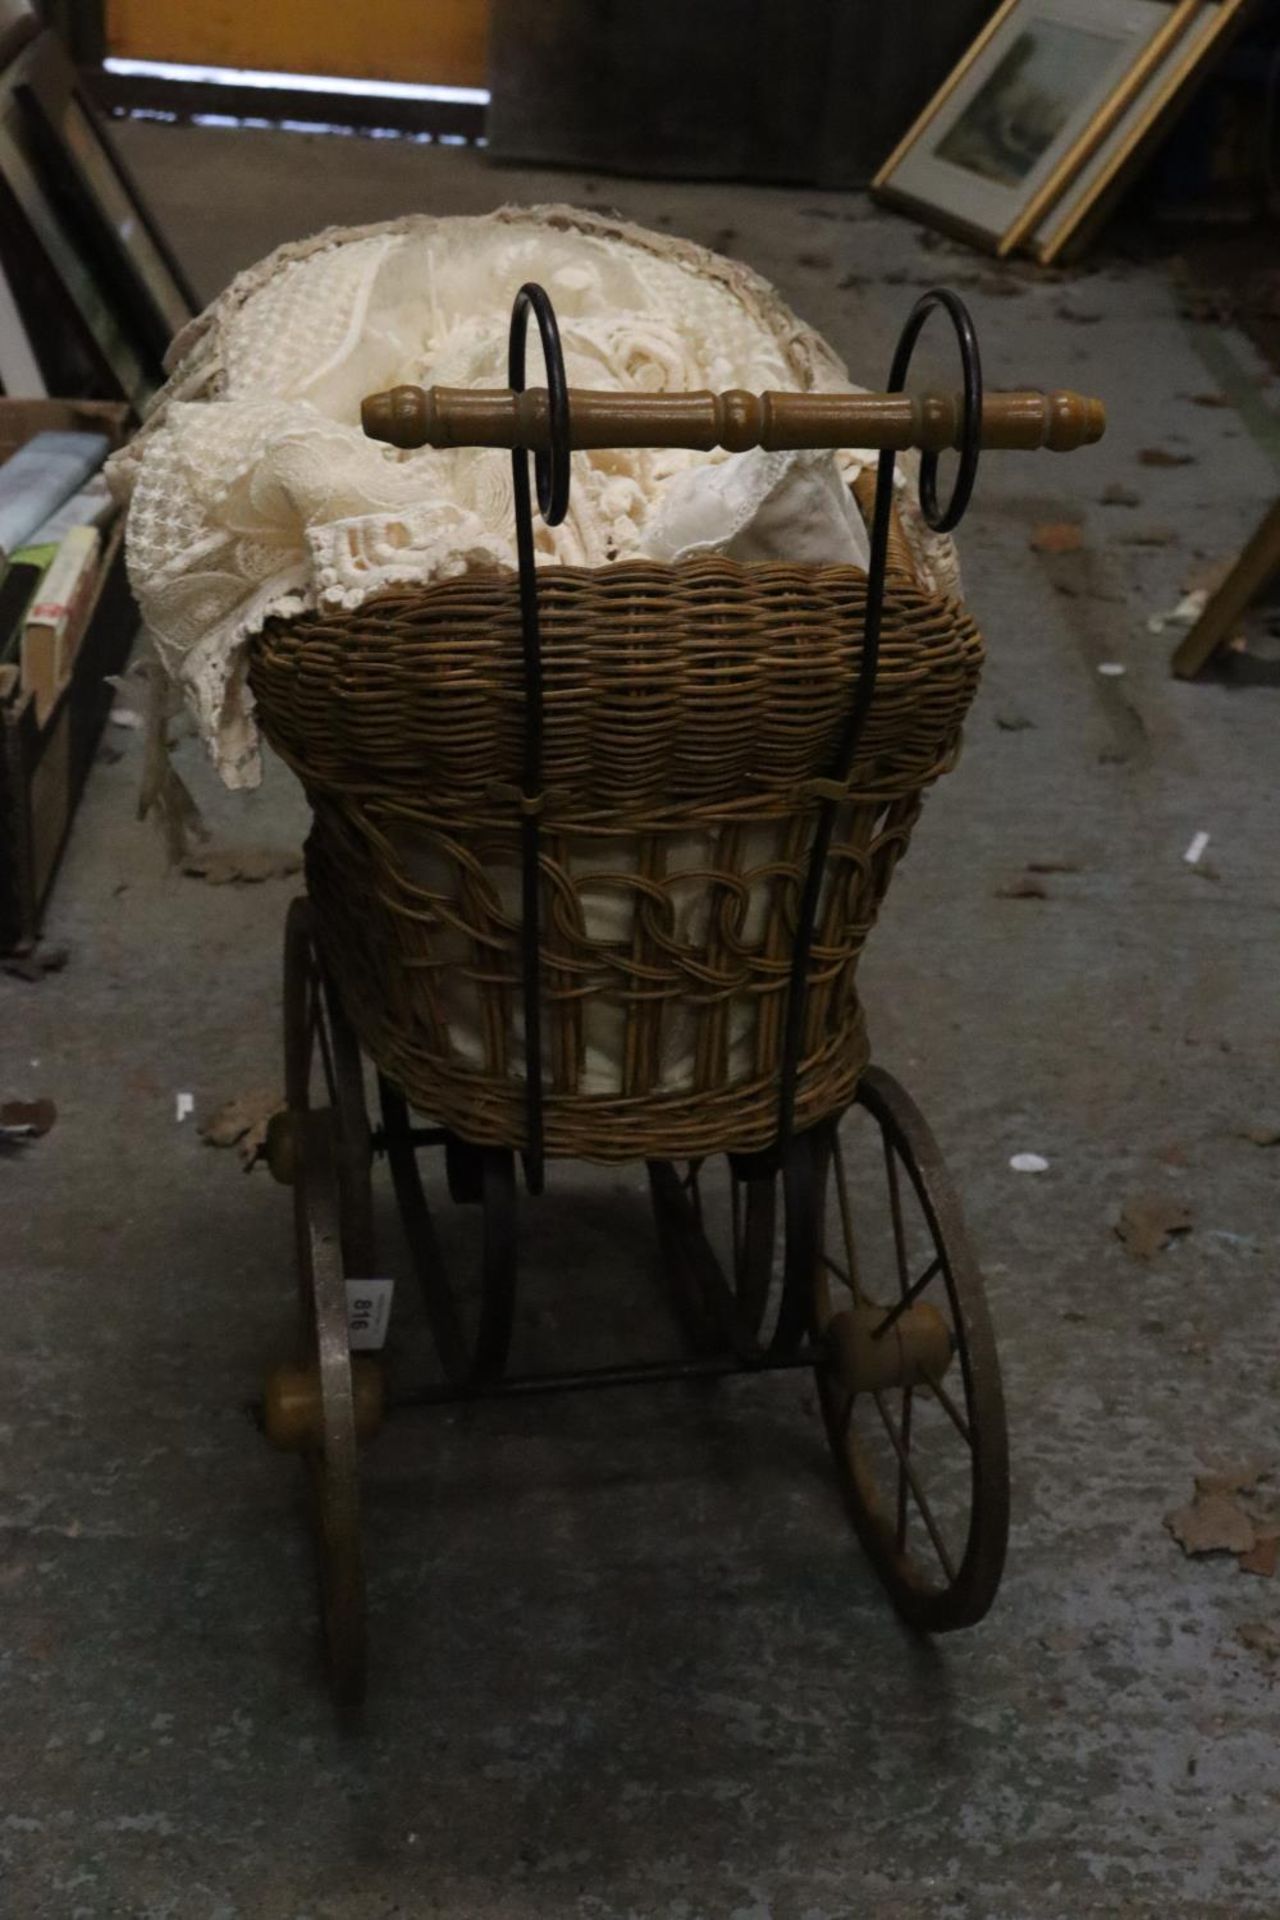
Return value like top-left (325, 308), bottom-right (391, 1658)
top-left (250, 555), bottom-right (982, 1161)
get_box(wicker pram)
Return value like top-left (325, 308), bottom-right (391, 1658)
top-left (253, 286), bottom-right (1104, 1719)
top-left (251, 512), bottom-right (982, 1162)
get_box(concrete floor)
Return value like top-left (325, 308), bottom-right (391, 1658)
top-left (2, 123), bottom-right (1279, 1918)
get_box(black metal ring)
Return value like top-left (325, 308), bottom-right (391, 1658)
top-left (508, 281), bottom-right (571, 526)
top-left (770, 286), bottom-right (983, 1169)
top-left (888, 287), bottom-right (983, 534)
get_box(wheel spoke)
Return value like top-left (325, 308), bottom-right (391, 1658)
top-left (896, 1386), bottom-right (914, 1552)
top-left (313, 984), bottom-right (339, 1109)
top-left (685, 1161), bottom-right (703, 1225)
top-left (872, 1388), bottom-right (957, 1583)
top-left (823, 1251), bottom-right (853, 1291)
top-left (872, 1253), bottom-right (943, 1339)
top-left (884, 1136), bottom-right (910, 1299)
top-left (833, 1139), bottom-right (865, 1305)
top-left (922, 1367), bottom-right (973, 1448)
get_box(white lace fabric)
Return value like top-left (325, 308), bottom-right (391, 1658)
top-left (111, 206), bottom-right (961, 788)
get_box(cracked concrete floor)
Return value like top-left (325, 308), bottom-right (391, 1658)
top-left (1, 124), bottom-right (1278, 1918)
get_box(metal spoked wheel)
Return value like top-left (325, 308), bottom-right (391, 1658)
top-left (647, 1148), bottom-right (812, 1359)
top-left (379, 1077), bottom-right (518, 1389)
top-left (265, 898), bottom-right (380, 1724)
top-left (811, 1067), bottom-right (1009, 1632)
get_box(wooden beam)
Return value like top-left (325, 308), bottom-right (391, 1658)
top-left (1171, 498), bottom-right (1280, 680)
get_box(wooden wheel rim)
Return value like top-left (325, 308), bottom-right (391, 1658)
top-left (283, 896), bottom-right (374, 1275)
top-left (294, 1109), bottom-right (367, 1721)
top-left (811, 1068), bottom-right (1009, 1632)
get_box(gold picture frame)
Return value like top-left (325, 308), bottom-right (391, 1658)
top-left (1029, 0), bottom-right (1256, 264)
top-left (873, 0), bottom-right (1202, 257)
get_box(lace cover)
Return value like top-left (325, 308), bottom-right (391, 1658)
top-left (111, 206), bottom-right (961, 787)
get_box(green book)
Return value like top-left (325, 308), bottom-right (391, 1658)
top-left (0, 544), bottom-right (57, 669)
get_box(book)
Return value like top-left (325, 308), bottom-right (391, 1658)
top-left (0, 430), bottom-right (110, 566)
top-left (20, 524), bottom-right (99, 724)
top-left (27, 473), bottom-right (116, 546)
top-left (0, 547), bottom-right (51, 672)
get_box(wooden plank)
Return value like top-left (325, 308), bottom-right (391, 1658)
top-left (1171, 498), bottom-right (1280, 680)
top-left (105, 0), bottom-right (490, 90)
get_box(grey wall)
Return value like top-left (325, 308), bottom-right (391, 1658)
top-left (487, 0), bottom-right (999, 186)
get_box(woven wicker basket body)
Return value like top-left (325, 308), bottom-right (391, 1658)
top-left (249, 547), bottom-right (982, 1163)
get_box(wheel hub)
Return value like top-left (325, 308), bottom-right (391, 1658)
top-left (824, 1300), bottom-right (955, 1398)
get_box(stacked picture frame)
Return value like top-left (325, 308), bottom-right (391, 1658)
top-left (873, 0), bottom-right (1257, 261)
top-left (0, 20), bottom-right (195, 406)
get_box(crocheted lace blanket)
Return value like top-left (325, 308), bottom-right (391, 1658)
top-left (110, 206), bottom-right (960, 788)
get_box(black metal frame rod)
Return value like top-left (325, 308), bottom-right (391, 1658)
top-left (770, 287), bottom-right (983, 1169)
top-left (386, 1345), bottom-right (824, 1411)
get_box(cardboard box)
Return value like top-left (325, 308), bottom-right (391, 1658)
top-left (0, 398), bottom-right (135, 951)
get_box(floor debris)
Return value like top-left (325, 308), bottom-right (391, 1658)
top-left (1183, 831), bottom-right (1210, 866)
top-left (0, 944), bottom-right (69, 982)
top-left (1009, 1152), bottom-right (1050, 1174)
top-left (1147, 589), bottom-right (1208, 636)
top-left (1167, 1461), bottom-right (1278, 1566)
top-left (1117, 526), bottom-right (1178, 548)
top-left (0, 1097), bottom-right (57, 1139)
top-left (1139, 448), bottom-right (1196, 468)
top-left (180, 848), bottom-right (304, 885)
top-left (175, 1092), bottom-right (195, 1122)
top-left (1030, 522), bottom-right (1084, 554)
top-left (995, 875), bottom-right (1048, 900)
top-left (1101, 482), bottom-right (1142, 507)
top-left (994, 710), bottom-right (1035, 731)
top-left (1166, 1489), bottom-right (1257, 1556)
top-left (1240, 1536), bottom-right (1280, 1578)
top-left (1238, 1621), bottom-right (1280, 1663)
top-left (200, 1087), bottom-right (286, 1170)
top-left (1097, 662), bottom-right (1127, 677)
top-left (1115, 1193), bottom-right (1193, 1262)
top-left (1238, 1123), bottom-right (1280, 1148)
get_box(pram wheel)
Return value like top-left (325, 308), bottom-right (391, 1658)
top-left (646, 1149), bottom-right (808, 1359)
top-left (812, 1068), bottom-right (1009, 1632)
top-left (379, 1079), bottom-right (518, 1389)
top-left (280, 897), bottom-right (374, 1272)
top-left (264, 898), bottom-right (376, 1723)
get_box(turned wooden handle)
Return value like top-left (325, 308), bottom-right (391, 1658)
top-left (362, 384), bottom-right (1105, 455)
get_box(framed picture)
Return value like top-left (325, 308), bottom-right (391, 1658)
top-left (1028, 0), bottom-right (1255, 263)
top-left (873, 0), bottom-right (1200, 256)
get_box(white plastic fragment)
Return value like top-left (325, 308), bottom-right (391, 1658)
top-left (1184, 831), bottom-right (1210, 866)
top-left (109, 706), bottom-right (144, 729)
top-left (1010, 1152), bottom-right (1050, 1174)
top-left (175, 1092), bottom-right (195, 1122)
top-left (1148, 588), bottom-right (1208, 636)
top-left (1097, 662), bottom-right (1127, 677)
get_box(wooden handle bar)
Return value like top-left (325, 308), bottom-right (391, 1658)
top-left (362, 384), bottom-right (1105, 455)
